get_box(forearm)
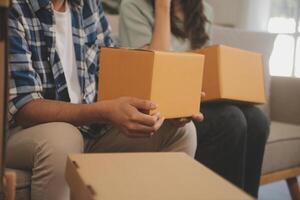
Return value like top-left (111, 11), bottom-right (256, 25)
top-left (15, 99), bottom-right (108, 128)
top-left (148, 1), bottom-right (171, 51)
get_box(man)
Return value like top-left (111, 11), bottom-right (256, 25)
top-left (7, 0), bottom-right (202, 199)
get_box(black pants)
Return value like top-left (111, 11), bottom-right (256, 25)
top-left (193, 102), bottom-right (270, 197)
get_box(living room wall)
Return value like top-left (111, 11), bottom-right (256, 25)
top-left (206, 0), bottom-right (272, 32)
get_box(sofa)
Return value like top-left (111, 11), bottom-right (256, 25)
top-left (3, 15), bottom-right (300, 200)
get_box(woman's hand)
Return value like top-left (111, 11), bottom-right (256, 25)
top-left (100, 97), bottom-right (164, 137)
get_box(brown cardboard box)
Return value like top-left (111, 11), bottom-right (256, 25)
top-left (195, 45), bottom-right (266, 104)
top-left (98, 48), bottom-right (204, 118)
top-left (66, 153), bottom-right (253, 200)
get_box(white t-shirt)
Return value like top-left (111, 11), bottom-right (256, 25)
top-left (54, 4), bottom-right (82, 104)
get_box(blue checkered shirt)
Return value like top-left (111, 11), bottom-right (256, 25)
top-left (8, 0), bottom-right (115, 137)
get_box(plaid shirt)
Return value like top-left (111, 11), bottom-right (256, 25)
top-left (8, 0), bottom-right (115, 137)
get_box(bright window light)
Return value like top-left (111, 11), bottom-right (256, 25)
top-left (269, 35), bottom-right (295, 76)
top-left (295, 37), bottom-right (300, 77)
top-left (268, 17), bottom-right (296, 33)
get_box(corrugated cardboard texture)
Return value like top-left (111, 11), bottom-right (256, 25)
top-left (99, 48), bottom-right (154, 101)
top-left (194, 47), bottom-right (221, 100)
top-left (99, 48), bottom-right (204, 118)
top-left (66, 153), bottom-right (253, 200)
top-left (196, 45), bottom-right (266, 104)
top-left (150, 52), bottom-right (203, 118)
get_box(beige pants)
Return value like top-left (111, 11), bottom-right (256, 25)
top-left (6, 121), bottom-right (197, 200)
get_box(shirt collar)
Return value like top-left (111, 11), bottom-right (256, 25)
top-left (30, 0), bottom-right (83, 12)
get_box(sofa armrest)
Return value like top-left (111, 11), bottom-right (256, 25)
top-left (270, 76), bottom-right (300, 125)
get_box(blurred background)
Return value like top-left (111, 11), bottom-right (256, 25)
top-left (207, 0), bottom-right (300, 78)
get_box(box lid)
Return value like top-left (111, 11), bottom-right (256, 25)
top-left (66, 153), bottom-right (253, 200)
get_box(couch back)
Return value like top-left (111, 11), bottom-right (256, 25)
top-left (270, 76), bottom-right (300, 125)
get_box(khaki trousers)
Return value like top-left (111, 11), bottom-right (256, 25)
top-left (6, 121), bottom-right (197, 200)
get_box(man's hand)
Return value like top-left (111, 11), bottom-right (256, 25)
top-left (101, 97), bottom-right (164, 137)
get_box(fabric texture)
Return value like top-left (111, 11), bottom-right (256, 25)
top-left (119, 0), bottom-right (214, 50)
top-left (6, 121), bottom-right (196, 200)
top-left (194, 102), bottom-right (269, 197)
top-left (54, 3), bottom-right (81, 104)
top-left (262, 121), bottom-right (300, 174)
top-left (8, 0), bottom-right (114, 137)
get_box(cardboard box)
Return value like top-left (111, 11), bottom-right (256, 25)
top-left (98, 48), bottom-right (204, 118)
top-left (194, 45), bottom-right (266, 104)
top-left (66, 153), bottom-right (253, 200)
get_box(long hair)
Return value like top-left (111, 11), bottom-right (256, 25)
top-left (151, 0), bottom-right (209, 49)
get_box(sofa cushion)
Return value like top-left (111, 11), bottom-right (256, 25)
top-left (262, 121), bottom-right (300, 175)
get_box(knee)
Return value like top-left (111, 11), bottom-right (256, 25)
top-left (180, 122), bottom-right (197, 157)
top-left (243, 106), bottom-right (270, 142)
top-left (214, 105), bottom-right (247, 145)
top-left (34, 122), bottom-right (83, 168)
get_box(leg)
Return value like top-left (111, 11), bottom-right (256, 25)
top-left (4, 172), bottom-right (16, 200)
top-left (238, 105), bottom-right (270, 197)
top-left (193, 102), bottom-right (247, 188)
top-left (287, 177), bottom-right (300, 200)
top-left (6, 122), bottom-right (84, 200)
top-left (85, 121), bottom-right (197, 157)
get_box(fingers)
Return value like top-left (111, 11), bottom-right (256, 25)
top-left (170, 118), bottom-right (191, 128)
top-left (130, 112), bottom-right (159, 126)
top-left (201, 92), bottom-right (206, 98)
top-left (192, 113), bottom-right (204, 122)
top-left (130, 98), bottom-right (157, 110)
top-left (125, 115), bottom-right (165, 137)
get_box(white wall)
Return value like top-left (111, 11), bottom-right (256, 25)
top-left (206, 0), bottom-right (242, 27)
top-left (206, 0), bottom-right (272, 32)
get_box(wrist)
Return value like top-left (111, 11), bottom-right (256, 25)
top-left (90, 100), bottom-right (111, 123)
top-left (155, 0), bottom-right (171, 11)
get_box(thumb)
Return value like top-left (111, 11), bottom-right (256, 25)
top-left (130, 98), bottom-right (158, 110)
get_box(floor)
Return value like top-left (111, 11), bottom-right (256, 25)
top-left (258, 176), bottom-right (300, 200)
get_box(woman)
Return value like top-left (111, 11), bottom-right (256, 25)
top-left (119, 0), bottom-right (270, 197)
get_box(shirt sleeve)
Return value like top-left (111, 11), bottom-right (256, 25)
top-left (8, 10), bottom-right (44, 125)
top-left (119, 0), bottom-right (153, 48)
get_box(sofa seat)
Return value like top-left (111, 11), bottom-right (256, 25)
top-left (262, 121), bottom-right (300, 175)
top-left (5, 169), bottom-right (31, 200)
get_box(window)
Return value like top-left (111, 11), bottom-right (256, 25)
top-left (268, 0), bottom-right (300, 77)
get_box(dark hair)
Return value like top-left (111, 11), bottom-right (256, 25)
top-left (151, 0), bottom-right (210, 49)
